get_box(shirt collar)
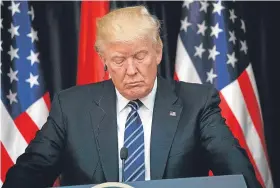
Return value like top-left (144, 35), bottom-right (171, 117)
top-left (115, 77), bottom-right (158, 112)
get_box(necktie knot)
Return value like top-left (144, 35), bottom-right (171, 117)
top-left (128, 99), bottom-right (142, 111)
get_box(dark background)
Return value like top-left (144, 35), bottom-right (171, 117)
top-left (26, 1), bottom-right (280, 187)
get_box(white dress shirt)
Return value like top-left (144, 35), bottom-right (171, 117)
top-left (116, 77), bottom-right (157, 182)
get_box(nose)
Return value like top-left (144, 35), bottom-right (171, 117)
top-left (126, 58), bottom-right (137, 76)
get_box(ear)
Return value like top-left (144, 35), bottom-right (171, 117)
top-left (99, 53), bottom-right (107, 67)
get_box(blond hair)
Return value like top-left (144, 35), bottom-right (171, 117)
top-left (95, 5), bottom-right (163, 53)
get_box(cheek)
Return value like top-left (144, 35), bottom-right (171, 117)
top-left (109, 66), bottom-right (126, 81)
top-left (142, 58), bottom-right (157, 75)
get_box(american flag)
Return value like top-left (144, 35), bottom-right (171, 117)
top-left (175, 1), bottom-right (273, 187)
top-left (1, 1), bottom-right (51, 186)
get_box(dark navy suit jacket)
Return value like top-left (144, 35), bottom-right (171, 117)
top-left (3, 77), bottom-right (262, 188)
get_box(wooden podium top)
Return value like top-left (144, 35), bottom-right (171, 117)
top-left (53, 174), bottom-right (247, 188)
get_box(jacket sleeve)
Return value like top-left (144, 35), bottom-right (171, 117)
top-left (2, 93), bottom-right (66, 188)
top-left (199, 86), bottom-right (263, 188)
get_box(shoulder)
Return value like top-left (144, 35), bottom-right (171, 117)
top-left (175, 80), bottom-right (214, 91)
top-left (169, 79), bottom-right (219, 106)
top-left (172, 79), bottom-right (217, 98)
top-left (53, 80), bottom-right (112, 105)
top-left (157, 76), bottom-right (219, 107)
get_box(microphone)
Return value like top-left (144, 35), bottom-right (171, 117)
top-left (120, 147), bottom-right (128, 182)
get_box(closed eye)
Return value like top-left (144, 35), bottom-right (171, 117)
top-left (134, 51), bottom-right (147, 60)
top-left (112, 57), bottom-right (125, 64)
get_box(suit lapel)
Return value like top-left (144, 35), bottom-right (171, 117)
top-left (90, 80), bottom-right (119, 182)
top-left (150, 77), bottom-right (183, 180)
top-left (89, 78), bottom-right (182, 181)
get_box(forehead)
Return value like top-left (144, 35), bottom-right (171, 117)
top-left (104, 38), bottom-right (154, 56)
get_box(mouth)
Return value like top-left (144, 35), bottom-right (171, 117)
top-left (126, 82), bottom-right (143, 87)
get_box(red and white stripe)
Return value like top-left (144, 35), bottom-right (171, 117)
top-left (175, 37), bottom-right (273, 188)
top-left (0, 93), bottom-right (50, 184)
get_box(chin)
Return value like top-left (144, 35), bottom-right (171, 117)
top-left (124, 87), bottom-right (150, 100)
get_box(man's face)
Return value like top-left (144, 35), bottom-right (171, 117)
top-left (101, 38), bottom-right (162, 100)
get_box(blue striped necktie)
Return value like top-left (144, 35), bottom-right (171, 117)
top-left (123, 100), bottom-right (145, 182)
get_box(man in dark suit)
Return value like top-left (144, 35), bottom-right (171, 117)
top-left (3, 5), bottom-right (262, 188)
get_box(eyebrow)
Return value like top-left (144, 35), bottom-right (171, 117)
top-left (134, 50), bottom-right (148, 55)
top-left (111, 55), bottom-right (125, 59)
top-left (111, 50), bottom-right (148, 59)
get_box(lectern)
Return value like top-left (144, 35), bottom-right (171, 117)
top-left (53, 174), bottom-right (247, 188)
